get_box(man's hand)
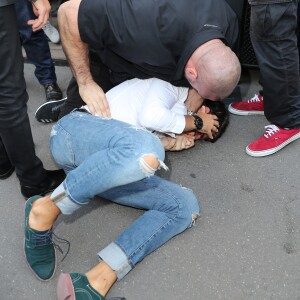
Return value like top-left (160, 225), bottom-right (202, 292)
top-left (170, 133), bottom-right (195, 151)
top-left (161, 133), bottom-right (195, 151)
top-left (196, 106), bottom-right (219, 139)
top-left (79, 80), bottom-right (111, 117)
top-left (28, 0), bottom-right (51, 31)
top-left (201, 99), bottom-right (230, 143)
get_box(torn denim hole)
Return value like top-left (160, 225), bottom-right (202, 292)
top-left (191, 213), bottom-right (200, 227)
top-left (50, 127), bottom-right (57, 137)
top-left (139, 153), bottom-right (168, 176)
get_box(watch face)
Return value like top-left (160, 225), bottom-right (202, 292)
top-left (194, 115), bottom-right (203, 130)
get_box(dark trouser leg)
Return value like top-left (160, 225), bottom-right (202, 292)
top-left (0, 118), bottom-right (47, 186)
top-left (0, 137), bottom-right (10, 166)
top-left (15, 0), bottom-right (57, 85)
top-left (0, 5), bottom-right (47, 186)
top-left (59, 51), bottom-right (114, 118)
top-left (250, 1), bottom-right (300, 128)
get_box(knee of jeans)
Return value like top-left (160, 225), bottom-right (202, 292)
top-left (179, 187), bottom-right (200, 229)
top-left (139, 153), bottom-right (168, 176)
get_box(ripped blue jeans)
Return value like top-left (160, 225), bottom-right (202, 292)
top-left (50, 111), bottom-right (200, 279)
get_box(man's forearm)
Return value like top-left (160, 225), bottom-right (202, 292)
top-left (58, 1), bottom-right (92, 86)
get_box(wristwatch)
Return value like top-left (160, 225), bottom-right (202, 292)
top-left (192, 114), bottom-right (203, 131)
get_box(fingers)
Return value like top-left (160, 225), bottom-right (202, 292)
top-left (79, 81), bottom-right (111, 118)
top-left (161, 137), bottom-right (177, 151)
top-left (28, 0), bottom-right (51, 31)
top-left (169, 135), bottom-right (195, 151)
top-left (93, 96), bottom-right (111, 118)
top-left (206, 130), bottom-right (214, 140)
top-left (197, 114), bottom-right (219, 139)
top-left (87, 100), bottom-right (110, 118)
top-left (87, 99), bottom-right (111, 118)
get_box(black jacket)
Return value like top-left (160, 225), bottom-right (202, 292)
top-left (78, 0), bottom-right (239, 86)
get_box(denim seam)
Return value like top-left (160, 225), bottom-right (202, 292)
top-left (62, 181), bottom-right (86, 207)
top-left (113, 241), bottom-right (135, 271)
top-left (65, 147), bottom-right (136, 196)
top-left (125, 188), bottom-right (183, 263)
top-left (52, 122), bottom-right (76, 168)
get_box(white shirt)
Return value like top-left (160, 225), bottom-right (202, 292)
top-left (84, 78), bottom-right (189, 134)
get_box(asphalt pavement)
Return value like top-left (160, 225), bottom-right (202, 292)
top-left (0, 64), bottom-right (299, 300)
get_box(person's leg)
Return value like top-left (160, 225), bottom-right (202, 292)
top-left (0, 137), bottom-right (15, 179)
top-left (250, 1), bottom-right (300, 128)
top-left (27, 174), bottom-right (199, 297)
top-left (98, 176), bottom-right (200, 277)
top-left (49, 112), bottom-right (166, 209)
top-left (0, 5), bottom-right (65, 197)
top-left (15, 0), bottom-right (62, 101)
top-left (244, 1), bottom-right (300, 157)
top-left (0, 116), bottom-right (47, 186)
top-left (56, 176), bottom-right (199, 298)
top-left (0, 5), bottom-right (46, 184)
top-left (24, 113), bottom-right (167, 284)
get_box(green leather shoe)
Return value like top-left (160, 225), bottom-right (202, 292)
top-left (24, 195), bottom-right (56, 281)
top-left (57, 273), bottom-right (106, 300)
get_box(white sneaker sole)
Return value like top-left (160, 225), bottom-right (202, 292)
top-left (35, 97), bottom-right (67, 123)
top-left (228, 104), bottom-right (264, 116)
top-left (246, 132), bottom-right (300, 157)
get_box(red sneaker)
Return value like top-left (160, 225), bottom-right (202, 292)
top-left (246, 125), bottom-right (300, 157)
top-left (228, 94), bottom-right (264, 115)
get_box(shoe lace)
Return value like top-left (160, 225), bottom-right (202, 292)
top-left (31, 229), bottom-right (70, 262)
top-left (31, 229), bottom-right (53, 247)
top-left (53, 232), bottom-right (71, 262)
top-left (248, 94), bottom-right (262, 103)
top-left (263, 125), bottom-right (279, 138)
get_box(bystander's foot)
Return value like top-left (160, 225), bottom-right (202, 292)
top-left (44, 82), bottom-right (63, 102)
top-left (35, 97), bottom-right (67, 123)
top-left (0, 159), bottom-right (14, 179)
top-left (228, 93), bottom-right (264, 116)
top-left (21, 169), bottom-right (66, 199)
top-left (246, 125), bottom-right (300, 157)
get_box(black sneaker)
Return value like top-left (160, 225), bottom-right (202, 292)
top-left (0, 160), bottom-right (15, 180)
top-left (35, 97), bottom-right (67, 123)
top-left (21, 169), bottom-right (66, 200)
top-left (44, 83), bottom-right (63, 102)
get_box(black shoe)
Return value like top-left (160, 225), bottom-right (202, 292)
top-left (21, 169), bottom-right (66, 199)
top-left (35, 97), bottom-right (67, 123)
top-left (44, 83), bottom-right (63, 102)
top-left (0, 160), bottom-right (15, 180)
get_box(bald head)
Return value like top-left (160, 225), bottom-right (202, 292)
top-left (185, 40), bottom-right (241, 100)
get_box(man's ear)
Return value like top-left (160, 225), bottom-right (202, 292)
top-left (184, 61), bottom-right (198, 82)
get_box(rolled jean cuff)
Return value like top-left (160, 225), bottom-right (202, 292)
top-left (50, 182), bottom-right (81, 215)
top-left (97, 242), bottom-right (132, 280)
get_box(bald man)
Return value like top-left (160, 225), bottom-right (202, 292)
top-left (37, 0), bottom-right (241, 126)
